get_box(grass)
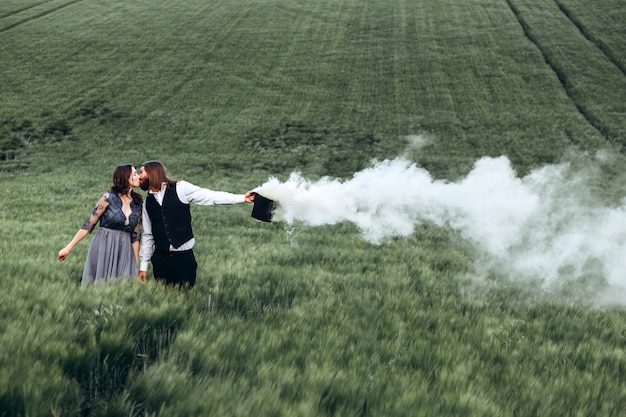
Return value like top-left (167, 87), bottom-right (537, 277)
top-left (1, 0), bottom-right (625, 415)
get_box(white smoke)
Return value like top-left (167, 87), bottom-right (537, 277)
top-left (253, 150), bottom-right (626, 304)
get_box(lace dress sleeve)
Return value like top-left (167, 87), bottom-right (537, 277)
top-left (81, 192), bottom-right (110, 233)
top-left (131, 210), bottom-right (141, 243)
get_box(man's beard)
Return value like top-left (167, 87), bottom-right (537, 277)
top-left (139, 178), bottom-right (150, 191)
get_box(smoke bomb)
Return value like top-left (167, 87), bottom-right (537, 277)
top-left (254, 154), bottom-right (626, 304)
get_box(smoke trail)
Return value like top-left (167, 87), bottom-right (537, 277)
top-left (253, 152), bottom-right (626, 303)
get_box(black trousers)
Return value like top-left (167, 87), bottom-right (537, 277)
top-left (151, 250), bottom-right (197, 288)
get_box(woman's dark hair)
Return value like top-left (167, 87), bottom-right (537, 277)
top-left (141, 161), bottom-right (177, 192)
top-left (110, 164), bottom-right (142, 205)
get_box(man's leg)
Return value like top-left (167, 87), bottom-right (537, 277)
top-left (150, 251), bottom-right (176, 285)
top-left (151, 250), bottom-right (197, 287)
top-left (172, 250), bottom-right (197, 287)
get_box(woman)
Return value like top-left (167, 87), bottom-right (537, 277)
top-left (58, 164), bottom-right (144, 284)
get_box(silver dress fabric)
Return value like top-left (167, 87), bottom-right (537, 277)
top-left (80, 192), bottom-right (141, 285)
top-left (81, 227), bottom-right (138, 284)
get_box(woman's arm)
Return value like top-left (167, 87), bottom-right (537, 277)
top-left (132, 210), bottom-right (142, 280)
top-left (57, 193), bottom-right (110, 261)
top-left (58, 229), bottom-right (90, 261)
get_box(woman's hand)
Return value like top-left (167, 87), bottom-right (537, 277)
top-left (57, 247), bottom-right (70, 261)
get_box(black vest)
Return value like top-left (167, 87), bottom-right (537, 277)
top-left (146, 183), bottom-right (193, 251)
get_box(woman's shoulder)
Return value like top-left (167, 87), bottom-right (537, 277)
top-left (105, 191), bottom-right (119, 199)
top-left (99, 191), bottom-right (111, 201)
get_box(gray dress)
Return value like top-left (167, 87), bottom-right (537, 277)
top-left (81, 192), bottom-right (142, 285)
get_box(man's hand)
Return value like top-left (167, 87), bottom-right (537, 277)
top-left (244, 191), bottom-right (256, 203)
top-left (138, 270), bottom-right (147, 282)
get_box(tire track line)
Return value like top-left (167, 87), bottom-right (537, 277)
top-left (554, 0), bottom-right (626, 78)
top-left (0, 0), bottom-right (86, 33)
top-left (0, 0), bottom-right (54, 19)
top-left (504, 0), bottom-right (616, 143)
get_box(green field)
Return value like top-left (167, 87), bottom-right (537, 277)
top-left (1, 0), bottom-right (625, 416)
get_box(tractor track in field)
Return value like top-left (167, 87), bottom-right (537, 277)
top-left (505, 0), bottom-right (618, 144)
top-left (0, 0), bottom-right (86, 33)
top-left (554, 0), bottom-right (626, 78)
top-left (0, 0), bottom-right (53, 19)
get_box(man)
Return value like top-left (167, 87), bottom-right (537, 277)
top-left (138, 161), bottom-right (255, 287)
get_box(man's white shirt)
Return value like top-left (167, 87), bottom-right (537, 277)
top-left (139, 181), bottom-right (245, 272)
